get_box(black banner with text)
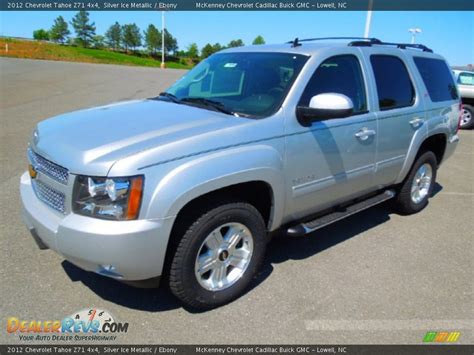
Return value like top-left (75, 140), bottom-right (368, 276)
top-left (1, 0), bottom-right (474, 11)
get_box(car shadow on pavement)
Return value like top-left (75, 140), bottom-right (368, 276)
top-left (261, 182), bottom-right (443, 268)
top-left (61, 261), bottom-right (182, 312)
top-left (262, 202), bottom-right (393, 268)
top-left (61, 183), bottom-right (443, 312)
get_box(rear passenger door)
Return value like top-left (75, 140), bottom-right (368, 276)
top-left (367, 52), bottom-right (422, 186)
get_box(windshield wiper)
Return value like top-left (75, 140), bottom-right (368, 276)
top-left (180, 97), bottom-right (236, 116)
top-left (157, 92), bottom-right (181, 104)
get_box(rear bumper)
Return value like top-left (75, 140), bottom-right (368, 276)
top-left (20, 172), bottom-right (174, 281)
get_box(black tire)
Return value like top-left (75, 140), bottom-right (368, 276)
top-left (393, 151), bottom-right (437, 215)
top-left (169, 201), bottom-right (267, 310)
top-left (460, 104), bottom-right (474, 129)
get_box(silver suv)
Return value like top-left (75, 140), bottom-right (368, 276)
top-left (20, 38), bottom-right (461, 309)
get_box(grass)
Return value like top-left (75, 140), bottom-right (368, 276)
top-left (0, 38), bottom-right (192, 69)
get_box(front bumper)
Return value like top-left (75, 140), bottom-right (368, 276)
top-left (20, 172), bottom-right (174, 281)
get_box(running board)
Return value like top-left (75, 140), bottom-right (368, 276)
top-left (286, 190), bottom-right (395, 237)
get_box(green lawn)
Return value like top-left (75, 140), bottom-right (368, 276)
top-left (0, 38), bottom-right (192, 69)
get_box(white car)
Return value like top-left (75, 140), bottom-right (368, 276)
top-left (453, 69), bottom-right (474, 129)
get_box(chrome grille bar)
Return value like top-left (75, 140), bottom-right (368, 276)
top-left (28, 148), bottom-right (69, 185)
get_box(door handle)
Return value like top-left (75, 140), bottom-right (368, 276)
top-left (355, 127), bottom-right (376, 141)
top-left (409, 117), bottom-right (424, 128)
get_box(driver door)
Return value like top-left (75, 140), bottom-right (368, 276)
top-left (284, 53), bottom-right (377, 220)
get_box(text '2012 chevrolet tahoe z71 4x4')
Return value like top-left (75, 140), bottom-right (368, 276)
top-left (21, 38), bottom-right (461, 309)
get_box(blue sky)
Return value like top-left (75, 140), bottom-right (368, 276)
top-left (0, 11), bottom-right (472, 65)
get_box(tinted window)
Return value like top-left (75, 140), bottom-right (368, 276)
top-left (370, 55), bottom-right (415, 110)
top-left (299, 55), bottom-right (367, 114)
top-left (458, 72), bottom-right (474, 86)
top-left (413, 57), bottom-right (458, 102)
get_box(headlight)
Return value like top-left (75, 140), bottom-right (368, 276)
top-left (73, 175), bottom-right (144, 220)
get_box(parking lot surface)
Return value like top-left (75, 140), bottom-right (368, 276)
top-left (0, 58), bottom-right (472, 344)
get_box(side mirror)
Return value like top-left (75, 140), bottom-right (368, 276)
top-left (296, 93), bottom-right (354, 127)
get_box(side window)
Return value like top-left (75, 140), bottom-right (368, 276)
top-left (458, 72), bottom-right (474, 86)
top-left (413, 57), bottom-right (459, 102)
top-left (370, 55), bottom-right (415, 110)
top-left (299, 55), bottom-right (367, 114)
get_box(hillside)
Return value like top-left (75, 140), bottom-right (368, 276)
top-left (0, 38), bottom-right (191, 69)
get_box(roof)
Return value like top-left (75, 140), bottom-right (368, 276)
top-left (220, 38), bottom-right (439, 57)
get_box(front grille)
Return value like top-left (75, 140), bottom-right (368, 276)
top-left (32, 179), bottom-right (66, 213)
top-left (28, 148), bottom-right (69, 185)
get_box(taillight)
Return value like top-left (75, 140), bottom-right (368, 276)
top-left (457, 100), bottom-right (463, 133)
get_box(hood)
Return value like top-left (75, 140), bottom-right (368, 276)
top-left (33, 99), bottom-right (249, 176)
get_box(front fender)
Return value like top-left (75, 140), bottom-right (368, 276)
top-left (143, 144), bottom-right (285, 230)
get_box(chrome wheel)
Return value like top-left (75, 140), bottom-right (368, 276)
top-left (194, 222), bottom-right (254, 291)
top-left (411, 163), bottom-right (433, 204)
top-left (460, 108), bottom-right (472, 127)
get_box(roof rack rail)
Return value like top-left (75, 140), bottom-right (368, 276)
top-left (349, 40), bottom-right (433, 53)
top-left (287, 37), bottom-right (381, 48)
top-left (286, 37), bottom-right (433, 53)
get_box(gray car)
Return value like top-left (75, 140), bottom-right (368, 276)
top-left (20, 38), bottom-right (460, 309)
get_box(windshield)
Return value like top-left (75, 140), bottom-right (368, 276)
top-left (165, 52), bottom-right (308, 118)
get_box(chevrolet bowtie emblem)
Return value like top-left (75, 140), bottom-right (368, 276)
top-left (28, 164), bottom-right (37, 179)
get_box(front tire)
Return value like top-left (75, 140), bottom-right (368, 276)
top-left (169, 202), bottom-right (267, 310)
top-left (393, 151), bottom-right (437, 215)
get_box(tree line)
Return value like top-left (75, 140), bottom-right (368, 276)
top-left (33, 11), bottom-right (266, 60)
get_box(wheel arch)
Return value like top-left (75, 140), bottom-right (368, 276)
top-left (143, 144), bottom-right (285, 228)
top-left (395, 132), bottom-right (447, 184)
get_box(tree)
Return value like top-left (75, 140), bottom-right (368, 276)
top-left (186, 43), bottom-right (199, 59)
top-left (252, 35), bottom-right (265, 45)
top-left (163, 29), bottom-right (178, 54)
top-left (71, 10), bottom-right (96, 47)
top-left (105, 22), bottom-right (122, 51)
top-left (49, 16), bottom-right (70, 43)
top-left (144, 24), bottom-right (161, 54)
top-left (201, 42), bottom-right (222, 59)
top-left (227, 39), bottom-right (244, 48)
top-left (92, 35), bottom-right (105, 49)
top-left (33, 29), bottom-right (49, 41)
top-left (201, 44), bottom-right (214, 59)
top-left (122, 23), bottom-right (142, 52)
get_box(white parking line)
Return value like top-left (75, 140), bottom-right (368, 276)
top-left (438, 191), bottom-right (474, 196)
top-left (305, 319), bottom-right (473, 331)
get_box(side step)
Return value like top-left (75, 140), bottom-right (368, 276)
top-left (287, 190), bottom-right (395, 237)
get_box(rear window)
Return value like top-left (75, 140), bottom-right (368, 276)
top-left (413, 57), bottom-right (459, 102)
top-left (458, 72), bottom-right (474, 86)
top-left (370, 55), bottom-right (415, 110)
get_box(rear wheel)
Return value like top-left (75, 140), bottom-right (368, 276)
top-left (460, 104), bottom-right (473, 129)
top-left (169, 201), bottom-right (267, 310)
top-left (393, 151), bottom-right (437, 215)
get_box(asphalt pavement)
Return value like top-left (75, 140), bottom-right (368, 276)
top-left (0, 58), bottom-right (472, 345)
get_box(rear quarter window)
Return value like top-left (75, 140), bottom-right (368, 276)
top-left (413, 57), bottom-right (459, 102)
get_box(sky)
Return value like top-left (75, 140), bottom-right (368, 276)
top-left (0, 11), bottom-right (473, 65)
